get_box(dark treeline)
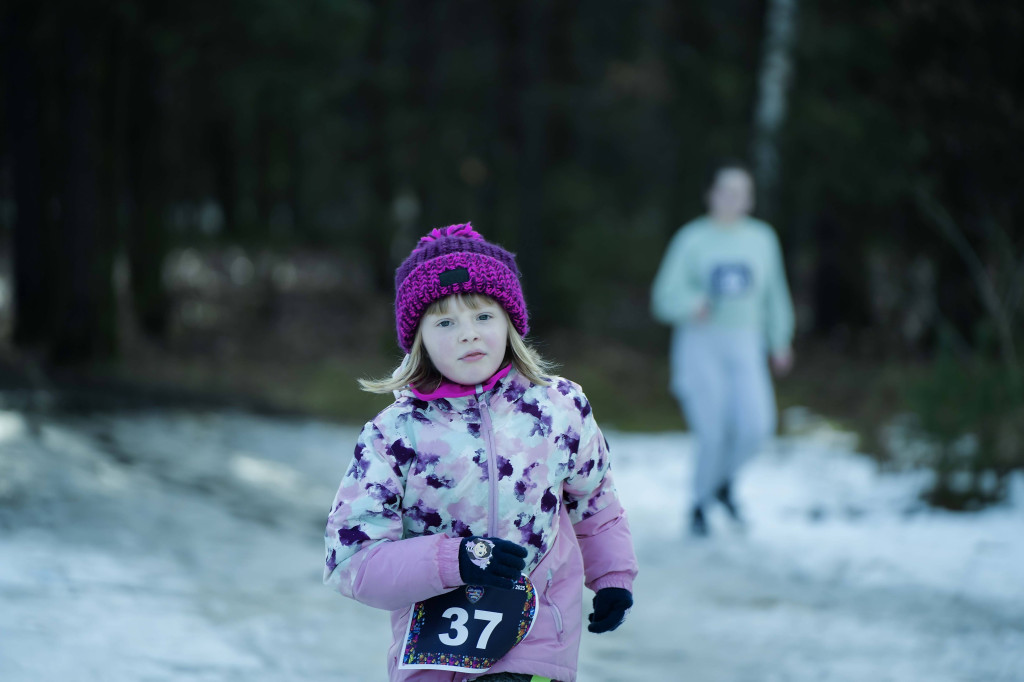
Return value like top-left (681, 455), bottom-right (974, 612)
top-left (1, 0), bottom-right (1022, 372)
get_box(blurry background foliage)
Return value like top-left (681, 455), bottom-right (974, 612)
top-left (1, 0), bottom-right (1022, 508)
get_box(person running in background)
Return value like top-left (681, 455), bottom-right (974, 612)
top-left (325, 223), bottom-right (637, 681)
top-left (650, 162), bottom-right (795, 537)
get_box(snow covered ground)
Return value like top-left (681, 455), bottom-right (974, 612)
top-left (0, 407), bottom-right (1021, 681)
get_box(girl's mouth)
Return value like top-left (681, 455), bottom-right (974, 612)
top-left (461, 351), bottom-right (486, 362)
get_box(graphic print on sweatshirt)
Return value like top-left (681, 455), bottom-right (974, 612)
top-left (710, 262), bottom-right (754, 298)
top-left (324, 371), bottom-right (618, 588)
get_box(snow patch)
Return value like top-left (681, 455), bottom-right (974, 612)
top-left (1, 410), bottom-right (1021, 681)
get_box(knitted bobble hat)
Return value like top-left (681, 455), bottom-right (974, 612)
top-left (394, 223), bottom-right (529, 353)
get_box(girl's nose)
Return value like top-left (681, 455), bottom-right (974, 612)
top-left (460, 322), bottom-right (480, 342)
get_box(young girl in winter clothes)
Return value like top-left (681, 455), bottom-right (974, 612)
top-left (325, 224), bottom-right (638, 682)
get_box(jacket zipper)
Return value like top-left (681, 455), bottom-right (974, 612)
top-left (478, 381), bottom-right (563, 643)
top-left (477, 386), bottom-right (499, 537)
top-left (546, 568), bottom-right (564, 640)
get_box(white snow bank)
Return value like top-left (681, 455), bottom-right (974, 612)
top-left (607, 427), bottom-right (1024, 614)
top-left (1, 408), bottom-right (1021, 682)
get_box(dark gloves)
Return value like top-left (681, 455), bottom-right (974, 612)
top-left (588, 587), bottom-right (633, 633)
top-left (458, 536), bottom-right (528, 589)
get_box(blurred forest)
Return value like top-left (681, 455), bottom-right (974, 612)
top-left (1, 0), bottom-right (1022, 507)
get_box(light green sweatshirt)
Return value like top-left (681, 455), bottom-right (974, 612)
top-left (651, 216), bottom-right (795, 353)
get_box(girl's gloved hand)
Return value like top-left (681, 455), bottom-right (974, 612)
top-left (587, 587), bottom-right (633, 633)
top-left (458, 537), bottom-right (528, 589)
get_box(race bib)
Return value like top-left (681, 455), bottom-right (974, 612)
top-left (399, 576), bottom-right (537, 673)
top-left (710, 262), bottom-right (754, 297)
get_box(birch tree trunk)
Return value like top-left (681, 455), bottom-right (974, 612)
top-left (751, 0), bottom-right (799, 220)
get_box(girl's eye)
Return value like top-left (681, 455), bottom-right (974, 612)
top-left (477, 313), bottom-right (492, 321)
top-left (437, 320), bottom-right (453, 328)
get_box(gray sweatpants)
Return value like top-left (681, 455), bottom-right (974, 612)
top-left (670, 326), bottom-right (776, 508)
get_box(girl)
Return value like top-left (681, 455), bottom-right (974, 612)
top-left (325, 223), bottom-right (638, 682)
top-left (651, 162), bottom-right (795, 537)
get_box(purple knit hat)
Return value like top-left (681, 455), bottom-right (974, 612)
top-left (394, 223), bottom-right (529, 352)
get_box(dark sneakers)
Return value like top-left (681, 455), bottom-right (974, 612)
top-left (690, 506), bottom-right (709, 537)
top-left (691, 482), bottom-right (745, 537)
top-left (715, 481), bottom-right (743, 523)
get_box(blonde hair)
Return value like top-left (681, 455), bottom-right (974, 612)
top-left (360, 294), bottom-right (553, 394)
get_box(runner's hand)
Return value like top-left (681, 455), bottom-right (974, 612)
top-left (458, 537), bottom-right (528, 589)
top-left (771, 347), bottom-right (794, 376)
top-left (588, 587), bottom-right (633, 633)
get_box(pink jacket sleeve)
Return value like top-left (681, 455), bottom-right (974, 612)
top-left (338, 534), bottom-right (463, 611)
top-left (573, 495), bottom-right (638, 592)
top-left (324, 421), bottom-right (464, 611)
top-left (562, 386), bottom-right (638, 593)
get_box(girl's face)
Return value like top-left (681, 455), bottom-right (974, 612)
top-left (707, 168), bottom-right (754, 223)
top-left (420, 296), bottom-right (509, 386)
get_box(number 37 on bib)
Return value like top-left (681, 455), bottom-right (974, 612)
top-left (399, 576), bottom-right (537, 673)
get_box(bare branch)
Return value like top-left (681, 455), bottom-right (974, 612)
top-left (914, 187), bottom-right (1004, 320)
top-left (914, 186), bottom-right (1019, 373)
top-left (1006, 252), bottom-right (1024, 325)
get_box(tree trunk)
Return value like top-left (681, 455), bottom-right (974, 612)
top-left (513, 0), bottom-right (551, 326)
top-left (126, 31), bottom-right (171, 341)
top-left (52, 17), bottom-right (117, 364)
top-left (100, 11), bottom-right (128, 343)
top-left (751, 0), bottom-right (799, 220)
top-left (288, 116), bottom-right (304, 239)
top-left (362, 3), bottom-right (394, 293)
top-left (209, 114), bottom-right (238, 239)
top-left (4, 4), bottom-right (51, 348)
top-left (255, 104), bottom-right (274, 240)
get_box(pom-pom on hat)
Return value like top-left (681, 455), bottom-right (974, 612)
top-left (394, 223), bottom-right (528, 353)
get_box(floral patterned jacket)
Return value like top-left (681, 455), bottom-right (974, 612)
top-left (324, 369), bottom-right (637, 681)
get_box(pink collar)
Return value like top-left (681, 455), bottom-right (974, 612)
top-left (411, 364), bottom-right (512, 400)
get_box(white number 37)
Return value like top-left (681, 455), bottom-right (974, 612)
top-left (438, 608), bottom-right (504, 649)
